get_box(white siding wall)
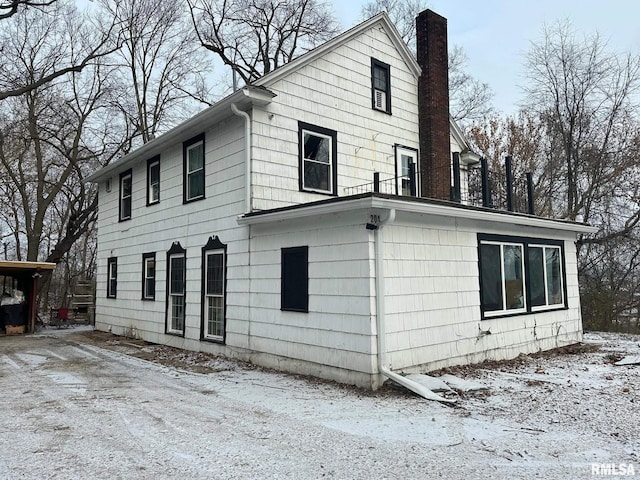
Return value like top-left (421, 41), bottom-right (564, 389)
top-left (251, 25), bottom-right (420, 210)
top-left (382, 215), bottom-right (582, 372)
top-left (95, 116), bottom-right (252, 352)
top-left (245, 214), bottom-right (377, 387)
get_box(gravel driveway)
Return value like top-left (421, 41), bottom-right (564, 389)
top-left (1, 327), bottom-right (638, 479)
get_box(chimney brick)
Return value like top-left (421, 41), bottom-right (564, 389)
top-left (417, 10), bottom-right (451, 200)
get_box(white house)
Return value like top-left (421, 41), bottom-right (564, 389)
top-left (86, 10), bottom-right (596, 390)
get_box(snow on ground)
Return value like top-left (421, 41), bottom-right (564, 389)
top-left (0, 327), bottom-right (638, 479)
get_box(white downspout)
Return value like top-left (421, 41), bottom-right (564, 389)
top-left (231, 103), bottom-right (251, 213)
top-left (374, 209), bottom-right (454, 403)
top-left (231, 103), bottom-right (253, 349)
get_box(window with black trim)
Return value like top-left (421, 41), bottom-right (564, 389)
top-left (298, 122), bottom-right (337, 195)
top-left (119, 169), bottom-right (132, 221)
top-left (281, 246), bottom-right (308, 312)
top-left (183, 134), bottom-right (205, 203)
top-left (166, 242), bottom-right (186, 335)
top-left (147, 156), bottom-right (160, 205)
top-left (107, 257), bottom-right (117, 298)
top-left (478, 234), bottom-right (566, 318)
top-left (201, 236), bottom-right (226, 342)
top-left (371, 58), bottom-right (391, 114)
top-left (142, 252), bottom-right (156, 300)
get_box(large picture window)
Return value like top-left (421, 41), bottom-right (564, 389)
top-left (184, 134), bottom-right (205, 203)
top-left (166, 242), bottom-right (186, 335)
top-left (478, 235), bottom-right (566, 318)
top-left (201, 236), bottom-right (226, 342)
top-left (298, 122), bottom-right (337, 195)
top-left (281, 246), bottom-right (308, 312)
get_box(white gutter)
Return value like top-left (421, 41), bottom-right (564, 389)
top-left (231, 103), bottom-right (252, 213)
top-left (374, 208), bottom-right (455, 403)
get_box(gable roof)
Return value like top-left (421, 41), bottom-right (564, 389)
top-left (253, 12), bottom-right (421, 88)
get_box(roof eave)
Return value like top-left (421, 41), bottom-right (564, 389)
top-left (238, 195), bottom-right (599, 235)
top-left (85, 86), bottom-right (275, 183)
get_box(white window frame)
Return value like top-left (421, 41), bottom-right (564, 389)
top-left (186, 140), bottom-right (204, 202)
top-left (395, 146), bottom-right (419, 196)
top-left (529, 244), bottom-right (565, 310)
top-left (480, 240), bottom-right (527, 317)
top-left (147, 158), bottom-right (160, 205)
top-left (204, 249), bottom-right (225, 341)
top-left (301, 129), bottom-right (333, 194)
top-left (119, 171), bottom-right (132, 221)
top-left (142, 254), bottom-right (155, 300)
top-left (107, 257), bottom-right (117, 298)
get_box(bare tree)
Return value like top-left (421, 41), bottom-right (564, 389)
top-left (101, 0), bottom-right (212, 144)
top-left (188, 0), bottom-right (340, 87)
top-left (0, 0), bottom-right (57, 20)
top-left (0, 0), bottom-right (121, 101)
top-left (523, 21), bottom-right (640, 228)
top-left (0, 2), bottom-right (130, 310)
top-left (360, 0), bottom-right (493, 123)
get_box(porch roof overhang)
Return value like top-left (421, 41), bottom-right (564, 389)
top-left (0, 261), bottom-right (56, 273)
top-left (84, 86), bottom-right (276, 184)
top-left (237, 193), bottom-right (599, 235)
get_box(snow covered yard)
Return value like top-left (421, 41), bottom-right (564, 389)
top-left (1, 328), bottom-right (638, 479)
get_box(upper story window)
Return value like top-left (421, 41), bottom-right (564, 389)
top-left (147, 156), bottom-right (160, 205)
top-left (478, 234), bottom-right (566, 318)
top-left (183, 133), bottom-right (205, 203)
top-left (298, 122), bottom-right (337, 195)
top-left (119, 169), bottom-right (132, 221)
top-left (371, 58), bottom-right (391, 114)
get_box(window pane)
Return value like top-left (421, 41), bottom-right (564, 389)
top-left (373, 65), bottom-right (387, 91)
top-left (304, 161), bottom-right (330, 191)
top-left (207, 296), bottom-right (224, 337)
top-left (171, 295), bottom-right (184, 331)
top-left (122, 176), bottom-right (131, 197)
top-left (529, 247), bottom-right (545, 307)
top-left (206, 253), bottom-right (224, 295)
top-left (304, 133), bottom-right (330, 163)
top-left (503, 245), bottom-right (524, 310)
top-left (546, 248), bottom-right (563, 305)
top-left (170, 256), bottom-right (184, 294)
top-left (480, 244), bottom-right (502, 311)
top-left (145, 278), bottom-right (155, 298)
top-left (188, 144), bottom-right (204, 172)
top-left (188, 170), bottom-right (204, 198)
top-left (150, 163), bottom-right (160, 202)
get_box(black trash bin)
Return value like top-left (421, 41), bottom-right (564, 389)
top-left (1, 304), bottom-right (25, 327)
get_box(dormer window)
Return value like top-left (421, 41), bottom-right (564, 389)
top-left (371, 58), bottom-right (391, 114)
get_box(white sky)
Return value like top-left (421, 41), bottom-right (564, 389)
top-left (334, 0), bottom-right (640, 115)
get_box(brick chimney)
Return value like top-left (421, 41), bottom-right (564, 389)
top-left (417, 10), bottom-right (451, 200)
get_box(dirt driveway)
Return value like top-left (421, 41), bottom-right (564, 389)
top-left (1, 327), bottom-right (638, 479)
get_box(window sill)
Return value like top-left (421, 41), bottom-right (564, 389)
top-left (482, 305), bottom-right (568, 320)
top-left (201, 336), bottom-right (225, 344)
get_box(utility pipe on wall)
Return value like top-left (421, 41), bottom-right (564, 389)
top-left (373, 209), bottom-right (454, 403)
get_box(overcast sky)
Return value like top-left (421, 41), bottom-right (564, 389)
top-left (334, 0), bottom-right (640, 115)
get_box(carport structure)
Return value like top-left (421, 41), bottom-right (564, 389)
top-left (0, 261), bottom-right (56, 334)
